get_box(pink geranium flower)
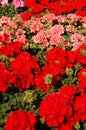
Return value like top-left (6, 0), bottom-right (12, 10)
top-left (50, 35), bottom-right (65, 45)
top-left (30, 19), bottom-right (44, 33)
top-left (66, 25), bottom-right (74, 32)
top-left (12, 0), bottom-right (25, 8)
top-left (41, 13), bottom-right (56, 23)
top-left (0, 0), bottom-right (8, 6)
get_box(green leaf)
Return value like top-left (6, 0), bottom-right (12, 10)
top-left (74, 122), bottom-right (80, 130)
top-left (40, 118), bottom-right (45, 124)
top-left (44, 74), bottom-right (53, 84)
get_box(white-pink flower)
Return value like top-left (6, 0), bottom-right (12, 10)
top-left (33, 30), bottom-right (49, 46)
top-left (16, 29), bottom-right (25, 35)
top-left (12, 0), bottom-right (25, 8)
top-left (30, 19), bottom-right (44, 33)
top-left (66, 25), bottom-right (74, 32)
top-left (70, 33), bottom-right (85, 43)
top-left (1, 0), bottom-right (8, 6)
top-left (49, 25), bottom-right (64, 36)
top-left (41, 13), bottom-right (56, 23)
top-left (7, 21), bottom-right (17, 28)
top-left (56, 15), bottom-right (67, 23)
top-left (0, 16), bottom-right (11, 25)
top-left (67, 14), bottom-right (80, 22)
top-left (82, 23), bottom-right (86, 29)
top-left (50, 35), bottom-right (65, 45)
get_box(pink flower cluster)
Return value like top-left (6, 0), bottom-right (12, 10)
top-left (0, 16), bottom-right (28, 46)
top-left (12, 0), bottom-right (25, 8)
top-left (27, 13), bottom-right (86, 49)
top-left (0, 0), bottom-right (8, 6)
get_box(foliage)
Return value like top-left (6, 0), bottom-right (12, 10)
top-left (0, 4), bottom-right (18, 18)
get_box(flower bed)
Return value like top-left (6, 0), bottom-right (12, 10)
top-left (0, 0), bottom-right (86, 130)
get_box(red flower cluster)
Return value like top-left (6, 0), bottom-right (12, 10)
top-left (74, 94), bottom-right (86, 122)
top-left (0, 33), bottom-right (11, 43)
top-left (20, 11), bottom-right (33, 21)
top-left (60, 85), bottom-right (78, 104)
top-left (78, 67), bottom-right (86, 93)
top-left (39, 92), bottom-right (75, 129)
top-left (0, 41), bottom-right (23, 57)
top-left (10, 52), bottom-right (40, 91)
top-left (39, 86), bottom-right (86, 129)
top-left (35, 46), bottom-right (67, 93)
top-left (5, 110), bottom-right (37, 130)
top-left (67, 44), bottom-right (86, 68)
top-left (34, 44), bottom-right (86, 93)
top-left (24, 0), bottom-right (86, 18)
top-left (0, 63), bottom-right (14, 92)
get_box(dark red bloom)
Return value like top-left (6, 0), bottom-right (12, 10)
top-left (20, 11), bottom-right (33, 21)
top-left (5, 110), bottom-right (37, 130)
top-left (0, 41), bottom-right (23, 57)
top-left (78, 67), bottom-right (86, 93)
top-left (35, 62), bottom-right (62, 93)
top-left (10, 52), bottom-right (40, 91)
top-left (25, 0), bottom-right (36, 8)
top-left (0, 63), bottom-right (14, 92)
top-left (60, 85), bottom-right (78, 103)
top-left (46, 46), bottom-right (67, 65)
top-left (74, 94), bottom-right (86, 122)
top-left (39, 92), bottom-right (75, 128)
top-left (31, 4), bottom-right (44, 13)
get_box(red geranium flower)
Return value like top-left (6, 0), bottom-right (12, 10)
top-left (10, 52), bottom-right (40, 91)
top-left (20, 11), bottom-right (33, 21)
top-left (39, 92), bottom-right (75, 128)
top-left (0, 63), bottom-right (14, 92)
top-left (0, 41), bottom-right (23, 57)
top-left (60, 85), bottom-right (78, 103)
top-left (74, 93), bottom-right (86, 122)
top-left (35, 62), bottom-right (62, 93)
top-left (5, 110), bottom-right (37, 130)
top-left (78, 67), bottom-right (86, 92)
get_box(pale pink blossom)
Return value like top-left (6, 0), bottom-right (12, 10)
top-left (50, 35), bottom-right (65, 45)
top-left (33, 30), bottom-right (49, 46)
top-left (13, 14), bottom-right (21, 20)
top-left (56, 15), bottom-right (67, 23)
top-left (66, 25), bottom-right (74, 32)
top-left (67, 14), bottom-right (80, 22)
top-left (7, 21), bottom-right (17, 28)
top-left (72, 42), bottom-right (85, 51)
top-left (22, 21), bottom-right (30, 27)
top-left (70, 33), bottom-right (85, 42)
top-left (30, 19), bottom-right (44, 33)
top-left (12, 0), bottom-right (25, 8)
top-left (0, 16), bottom-right (11, 25)
top-left (82, 23), bottom-right (86, 29)
top-left (2, 25), bottom-right (15, 36)
top-left (2, 25), bottom-right (9, 33)
top-left (64, 42), bottom-right (70, 46)
top-left (41, 13), bottom-right (56, 23)
top-left (16, 29), bottom-right (25, 35)
top-left (1, 0), bottom-right (8, 6)
top-left (49, 25), bottom-right (64, 36)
